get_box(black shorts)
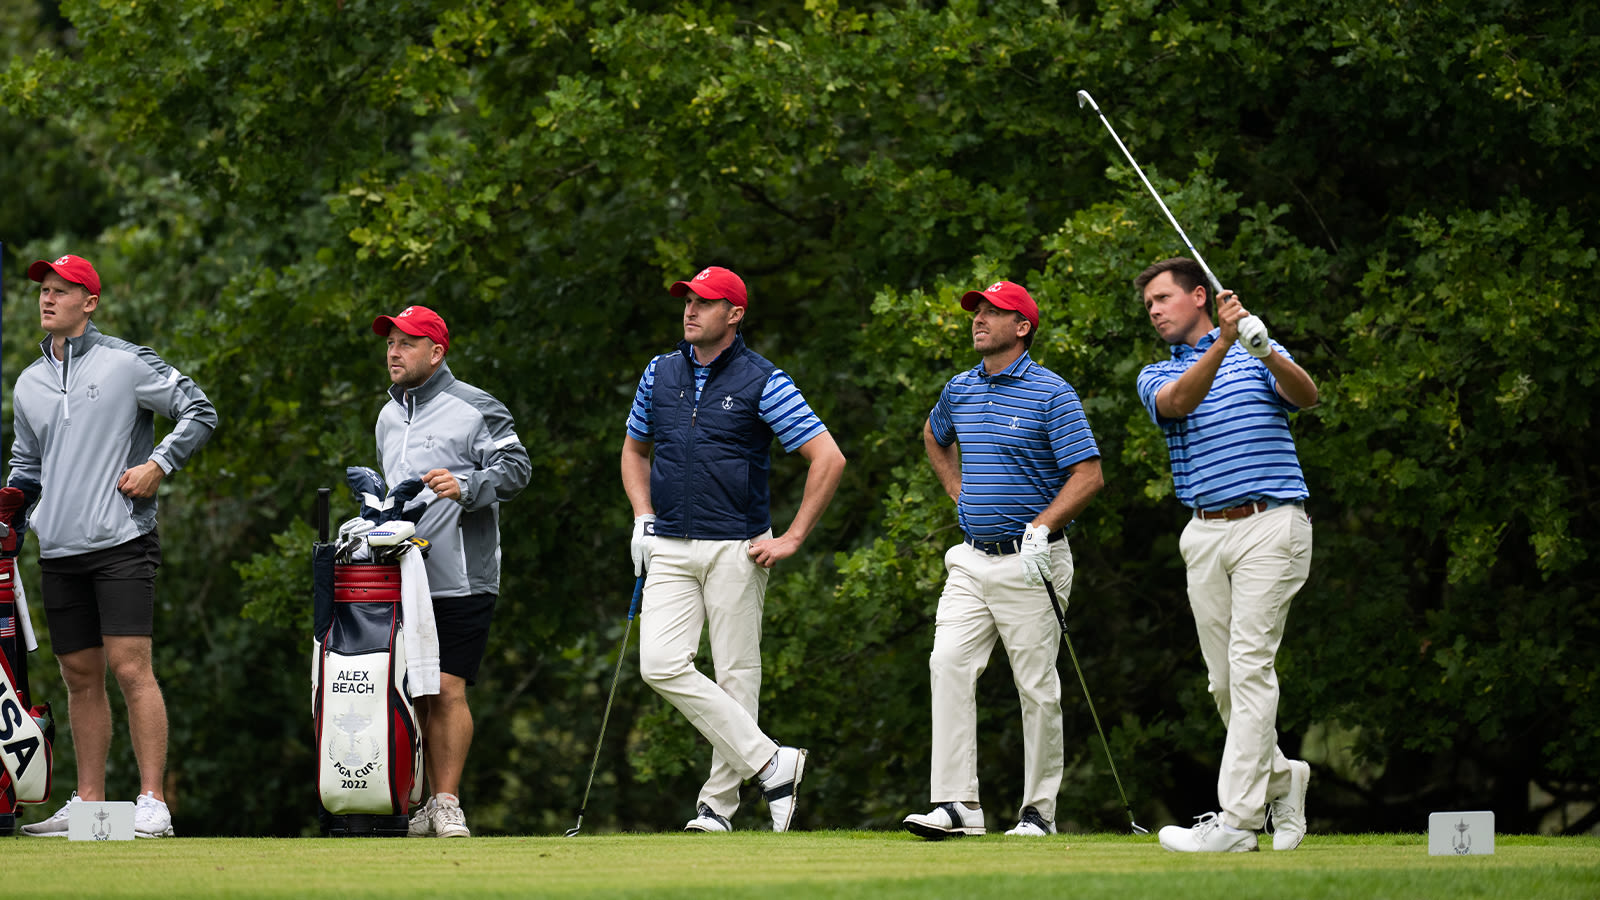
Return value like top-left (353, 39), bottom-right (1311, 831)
top-left (39, 531), bottom-right (163, 655)
top-left (435, 592), bottom-right (497, 685)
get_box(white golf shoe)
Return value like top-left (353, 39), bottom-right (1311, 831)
top-left (408, 796), bottom-right (436, 837)
top-left (1158, 812), bottom-right (1257, 852)
top-left (757, 746), bottom-right (808, 832)
top-left (1267, 760), bottom-right (1312, 850)
top-left (19, 792), bottom-right (80, 836)
top-left (1004, 806), bottom-right (1056, 836)
top-left (134, 791), bottom-right (175, 838)
top-left (684, 802), bottom-right (732, 833)
top-left (430, 792), bottom-right (470, 838)
top-left (903, 802), bottom-right (985, 839)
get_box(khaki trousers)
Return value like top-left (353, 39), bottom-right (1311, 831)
top-left (928, 539), bottom-right (1073, 821)
top-left (1180, 504), bottom-right (1313, 830)
top-left (638, 532), bottom-right (774, 819)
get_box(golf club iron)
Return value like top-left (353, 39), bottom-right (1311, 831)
top-left (1076, 90), bottom-right (1227, 304)
top-left (565, 573), bottom-right (645, 837)
top-left (1044, 578), bottom-right (1149, 834)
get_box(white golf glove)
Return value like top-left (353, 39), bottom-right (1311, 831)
top-left (1238, 315), bottom-right (1272, 358)
top-left (1019, 524), bottom-right (1053, 588)
top-left (631, 514), bottom-right (656, 576)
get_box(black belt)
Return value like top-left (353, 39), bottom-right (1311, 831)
top-left (964, 529), bottom-right (1065, 556)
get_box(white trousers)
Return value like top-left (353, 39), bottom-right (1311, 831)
top-left (928, 539), bottom-right (1073, 821)
top-left (1180, 504), bottom-right (1313, 830)
top-left (638, 532), bottom-right (774, 818)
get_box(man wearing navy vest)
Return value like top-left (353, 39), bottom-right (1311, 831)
top-left (621, 265), bottom-right (846, 833)
top-left (904, 281), bottom-right (1104, 840)
top-left (1134, 257), bottom-right (1318, 853)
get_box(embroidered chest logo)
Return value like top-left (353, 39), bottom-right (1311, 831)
top-left (721, 395), bottom-right (734, 410)
top-left (423, 434), bottom-right (435, 451)
top-left (85, 383), bottom-right (101, 401)
top-left (1009, 416), bottom-right (1020, 429)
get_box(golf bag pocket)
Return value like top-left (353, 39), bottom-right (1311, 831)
top-left (314, 562), bottom-right (422, 817)
top-left (1, 558), bottom-right (52, 815)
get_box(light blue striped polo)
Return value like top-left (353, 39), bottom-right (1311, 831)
top-left (928, 352), bottom-right (1101, 543)
top-left (626, 353), bottom-right (826, 453)
top-left (1136, 329), bottom-right (1309, 511)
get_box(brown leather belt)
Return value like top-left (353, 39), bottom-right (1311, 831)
top-left (1195, 500), bottom-right (1275, 521)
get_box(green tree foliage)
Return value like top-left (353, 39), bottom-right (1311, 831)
top-left (1, 0), bottom-right (1595, 834)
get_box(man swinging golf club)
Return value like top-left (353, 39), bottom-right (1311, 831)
top-left (903, 281), bottom-right (1104, 839)
top-left (1135, 258), bottom-right (1316, 852)
top-left (621, 265), bottom-right (845, 832)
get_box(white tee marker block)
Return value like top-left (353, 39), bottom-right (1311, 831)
top-left (68, 801), bottom-right (135, 841)
top-left (1428, 811), bottom-right (1494, 856)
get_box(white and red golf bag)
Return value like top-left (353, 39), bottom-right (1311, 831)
top-left (311, 489), bottom-right (425, 837)
top-left (1, 556), bottom-right (54, 837)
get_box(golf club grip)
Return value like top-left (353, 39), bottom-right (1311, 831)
top-left (627, 574), bottom-right (644, 620)
top-left (316, 487), bottom-right (330, 543)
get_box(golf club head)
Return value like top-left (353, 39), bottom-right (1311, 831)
top-left (1133, 821), bottom-right (1151, 835)
top-left (564, 816), bottom-right (582, 837)
top-left (1076, 89), bottom-right (1098, 112)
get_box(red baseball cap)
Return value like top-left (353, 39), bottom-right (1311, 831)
top-left (28, 254), bottom-right (101, 296)
top-left (372, 305), bottom-right (450, 352)
top-left (670, 266), bottom-right (748, 308)
top-left (961, 280), bottom-right (1039, 331)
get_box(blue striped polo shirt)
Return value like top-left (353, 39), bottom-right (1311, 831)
top-left (626, 354), bottom-right (826, 453)
top-left (928, 352), bottom-right (1101, 543)
top-left (1136, 330), bottom-right (1309, 511)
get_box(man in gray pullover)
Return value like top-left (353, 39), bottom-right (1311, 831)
top-left (372, 305), bottom-right (530, 838)
top-left (13, 254), bottom-right (216, 839)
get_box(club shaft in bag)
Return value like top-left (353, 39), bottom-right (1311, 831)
top-left (565, 574), bottom-right (644, 837)
top-left (1044, 579), bottom-right (1148, 834)
top-left (1076, 90), bottom-right (1225, 303)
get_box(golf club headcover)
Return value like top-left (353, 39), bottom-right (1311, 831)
top-left (0, 478), bottom-right (42, 558)
top-left (346, 466), bottom-right (389, 523)
top-left (384, 478), bottom-right (427, 524)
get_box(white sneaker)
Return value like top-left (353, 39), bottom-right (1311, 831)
top-left (134, 791), bottom-right (175, 838)
top-left (20, 792), bottom-right (80, 836)
top-left (1267, 760), bottom-right (1311, 850)
top-left (757, 746), bottom-right (808, 833)
top-left (903, 802), bottom-right (985, 839)
top-left (431, 793), bottom-right (470, 838)
top-left (1004, 806), bottom-right (1056, 836)
top-left (408, 796), bottom-right (436, 837)
top-left (683, 802), bottom-right (732, 833)
top-left (1159, 812), bottom-right (1257, 852)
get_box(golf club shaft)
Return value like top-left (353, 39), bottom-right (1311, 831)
top-left (1076, 90), bottom-right (1225, 302)
top-left (568, 574), bottom-right (645, 835)
top-left (1044, 578), bottom-right (1148, 834)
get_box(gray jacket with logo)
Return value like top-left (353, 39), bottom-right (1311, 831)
top-left (9, 322), bottom-right (217, 558)
top-left (377, 362), bottom-right (530, 598)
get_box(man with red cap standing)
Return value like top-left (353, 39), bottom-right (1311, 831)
top-left (903, 280), bottom-right (1103, 840)
top-left (371, 305), bottom-right (530, 838)
top-left (14, 254), bottom-right (216, 838)
top-left (621, 266), bottom-right (846, 832)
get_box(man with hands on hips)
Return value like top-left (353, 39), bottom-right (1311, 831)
top-left (621, 265), bottom-right (845, 833)
top-left (903, 280), bottom-right (1104, 840)
top-left (1134, 257), bottom-right (1317, 853)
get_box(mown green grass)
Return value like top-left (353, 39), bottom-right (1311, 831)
top-left (7, 831), bottom-right (1599, 898)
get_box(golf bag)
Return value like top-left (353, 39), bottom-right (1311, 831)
top-left (311, 490), bottom-right (424, 837)
top-left (0, 557), bottom-right (54, 837)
